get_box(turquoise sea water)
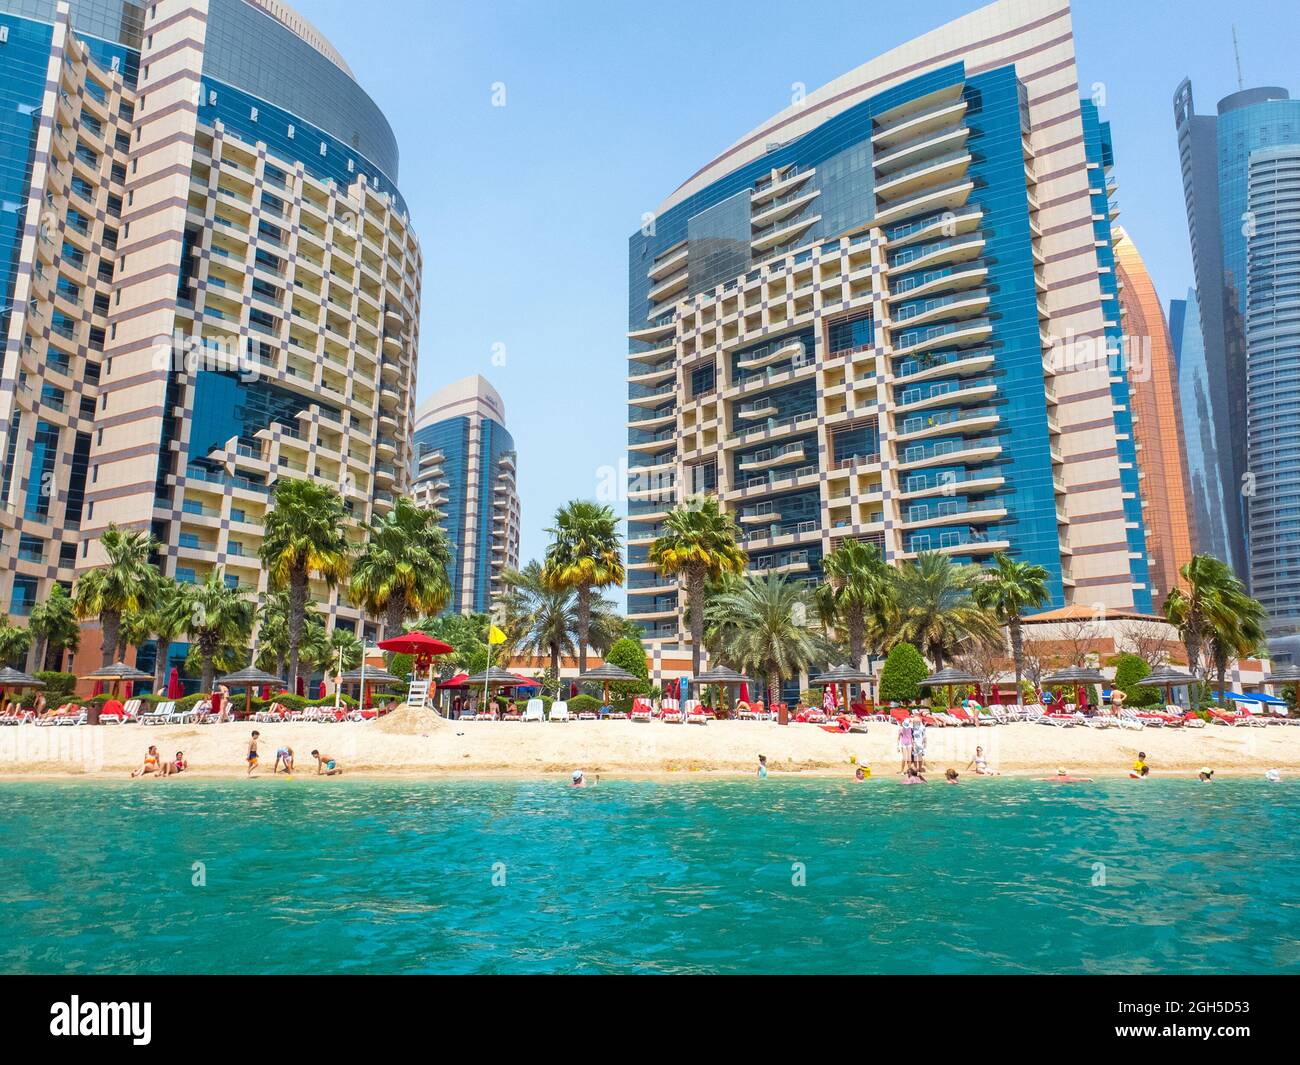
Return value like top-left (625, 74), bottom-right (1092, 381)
top-left (0, 778), bottom-right (1296, 974)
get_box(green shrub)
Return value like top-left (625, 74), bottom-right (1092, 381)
top-left (1111, 653), bottom-right (1161, 707)
top-left (568, 694), bottom-right (603, 714)
top-left (879, 643), bottom-right (927, 703)
top-left (604, 638), bottom-right (651, 698)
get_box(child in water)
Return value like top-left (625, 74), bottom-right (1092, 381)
top-left (757, 754), bottom-right (768, 779)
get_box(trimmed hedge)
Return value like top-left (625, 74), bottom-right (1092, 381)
top-left (567, 694), bottom-right (603, 714)
top-left (880, 643), bottom-right (927, 703)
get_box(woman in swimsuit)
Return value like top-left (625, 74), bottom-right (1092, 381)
top-left (131, 746), bottom-right (161, 778)
top-left (966, 746), bottom-right (999, 776)
top-left (159, 751), bottom-right (187, 776)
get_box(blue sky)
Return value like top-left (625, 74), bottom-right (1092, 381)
top-left (297, 0), bottom-right (1297, 567)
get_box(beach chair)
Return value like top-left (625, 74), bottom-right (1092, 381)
top-left (948, 707), bottom-right (975, 726)
top-left (122, 699), bottom-right (142, 721)
top-left (660, 706), bottom-right (683, 723)
top-left (935, 711), bottom-right (962, 727)
top-left (522, 699), bottom-right (545, 722)
top-left (630, 705), bottom-right (653, 723)
top-left (138, 701), bottom-right (173, 725)
top-left (548, 701), bottom-right (570, 722)
top-left (686, 706), bottom-right (709, 725)
top-left (888, 707), bottom-right (910, 726)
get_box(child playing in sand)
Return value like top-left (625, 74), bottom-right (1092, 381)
top-left (312, 750), bottom-right (342, 776)
top-left (274, 746), bottom-right (294, 774)
top-left (246, 731), bottom-right (262, 776)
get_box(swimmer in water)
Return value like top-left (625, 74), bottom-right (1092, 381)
top-left (1198, 767), bottom-right (1214, 782)
top-left (757, 754), bottom-right (768, 779)
top-left (1041, 766), bottom-right (1094, 783)
top-left (571, 769), bottom-right (597, 787)
top-left (900, 765), bottom-right (926, 785)
top-left (945, 768), bottom-right (959, 784)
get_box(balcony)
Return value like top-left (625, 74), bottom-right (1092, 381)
top-left (874, 149), bottom-right (971, 202)
top-left (751, 212), bottom-right (820, 254)
top-left (895, 406), bottom-right (1000, 441)
top-left (873, 178), bottom-right (975, 230)
top-left (737, 442), bottom-right (807, 472)
top-left (874, 125), bottom-right (970, 176)
top-left (893, 347), bottom-right (995, 384)
top-left (891, 318), bottom-right (992, 358)
top-left (751, 187), bottom-right (820, 231)
top-left (647, 244), bottom-right (688, 282)
top-left (735, 336), bottom-right (809, 372)
top-left (751, 165), bottom-right (815, 207)
top-left (897, 436), bottom-right (1002, 469)
top-left (736, 398), bottom-right (779, 421)
top-left (895, 376), bottom-right (997, 414)
top-left (872, 89), bottom-right (967, 150)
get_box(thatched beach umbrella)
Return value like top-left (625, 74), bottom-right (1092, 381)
top-left (1267, 664), bottom-right (1300, 710)
top-left (337, 666), bottom-right (402, 711)
top-left (1043, 666), bottom-right (1107, 708)
top-left (0, 667), bottom-right (43, 716)
top-left (692, 666), bottom-right (755, 712)
top-left (811, 663), bottom-right (877, 709)
top-left (80, 662), bottom-right (153, 725)
top-left (577, 663), bottom-right (637, 704)
top-left (919, 666), bottom-right (981, 711)
top-left (1140, 667), bottom-right (1198, 710)
top-left (217, 666), bottom-right (285, 718)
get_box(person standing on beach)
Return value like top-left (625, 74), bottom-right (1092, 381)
top-left (897, 718), bottom-right (914, 773)
top-left (247, 731), bottom-right (262, 776)
top-left (912, 716), bottom-right (928, 774)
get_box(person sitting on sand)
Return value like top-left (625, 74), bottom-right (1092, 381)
top-left (274, 746), bottom-right (294, 774)
top-left (966, 746), bottom-right (999, 776)
top-left (159, 751), bottom-right (187, 777)
top-left (246, 731), bottom-right (262, 776)
top-left (900, 765), bottom-right (926, 784)
top-left (1198, 767), bottom-right (1215, 782)
top-left (945, 768), bottom-right (960, 784)
top-left (757, 754), bottom-right (768, 779)
top-left (131, 746), bottom-right (161, 778)
top-left (312, 750), bottom-right (341, 776)
top-left (1042, 766), bottom-right (1094, 783)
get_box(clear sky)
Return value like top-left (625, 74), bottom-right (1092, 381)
top-left (296, 0), bottom-right (1297, 569)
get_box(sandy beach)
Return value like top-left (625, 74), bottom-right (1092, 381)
top-left (2, 708), bottom-right (1298, 779)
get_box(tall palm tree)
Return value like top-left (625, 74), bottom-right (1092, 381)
top-left (1207, 603), bottom-right (1266, 705)
top-left (705, 573), bottom-right (830, 705)
top-left (181, 569), bottom-right (254, 693)
top-left (72, 524), bottom-right (159, 666)
top-left (973, 551), bottom-right (1051, 703)
top-left (1163, 554), bottom-right (1252, 683)
top-left (648, 497), bottom-right (747, 675)
top-left (318, 626), bottom-right (363, 674)
top-left (497, 561), bottom-right (620, 678)
top-left (815, 539), bottom-right (894, 668)
top-left (28, 583), bottom-right (80, 672)
top-left (122, 577), bottom-right (190, 695)
top-left (350, 496), bottom-right (454, 638)
top-left (543, 500), bottom-right (625, 675)
top-left (891, 552), bottom-right (1000, 670)
top-left (259, 479), bottom-right (351, 693)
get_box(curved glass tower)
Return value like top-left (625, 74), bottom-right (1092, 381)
top-left (0, 0), bottom-right (420, 672)
top-left (625, 0), bottom-right (1154, 654)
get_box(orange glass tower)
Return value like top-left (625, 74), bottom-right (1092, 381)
top-left (1113, 228), bottom-right (1195, 608)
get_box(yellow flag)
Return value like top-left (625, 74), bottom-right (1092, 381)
top-left (488, 625), bottom-right (506, 646)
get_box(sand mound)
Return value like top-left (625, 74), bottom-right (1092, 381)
top-left (374, 704), bottom-right (449, 735)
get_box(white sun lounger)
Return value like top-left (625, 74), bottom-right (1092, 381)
top-left (548, 701), bottom-right (570, 722)
top-left (522, 699), bottom-right (545, 722)
top-left (140, 701), bottom-right (175, 725)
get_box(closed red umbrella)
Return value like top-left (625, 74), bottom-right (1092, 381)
top-left (92, 681), bottom-right (103, 697)
top-left (167, 667), bottom-right (182, 699)
top-left (318, 680), bottom-right (327, 699)
top-left (739, 682), bottom-right (750, 703)
top-left (296, 676), bottom-right (305, 696)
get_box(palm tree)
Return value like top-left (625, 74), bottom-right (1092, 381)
top-left (497, 562), bottom-right (621, 678)
top-left (891, 552), bottom-right (1000, 670)
top-left (705, 573), bottom-right (830, 704)
top-left (648, 497), bottom-right (747, 675)
top-left (122, 577), bottom-right (190, 695)
top-left (815, 539), bottom-right (894, 668)
top-left (973, 552), bottom-right (1051, 703)
top-left (1207, 604), bottom-right (1266, 705)
top-left (0, 614), bottom-right (32, 668)
top-left (350, 496), bottom-right (454, 638)
top-left (1163, 554), bottom-right (1252, 683)
top-left (28, 583), bottom-right (80, 672)
top-left (181, 569), bottom-right (254, 692)
top-left (259, 479), bottom-right (351, 693)
top-left (72, 524), bottom-right (159, 666)
top-left (543, 500), bottom-right (625, 675)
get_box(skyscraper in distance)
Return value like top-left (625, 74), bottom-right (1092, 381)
top-left (0, 0), bottom-right (421, 675)
top-left (411, 375), bottom-right (520, 616)
top-left (1172, 77), bottom-right (1300, 581)
top-left (1113, 228), bottom-right (1195, 609)
top-left (625, 0), bottom-right (1155, 659)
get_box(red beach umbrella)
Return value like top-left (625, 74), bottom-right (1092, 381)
top-left (376, 632), bottom-right (454, 658)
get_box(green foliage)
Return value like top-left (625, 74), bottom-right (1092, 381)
top-left (388, 652), bottom-right (414, 679)
top-left (879, 642), bottom-right (928, 703)
top-left (350, 497), bottom-right (454, 631)
top-left (567, 694), bottom-right (603, 714)
top-left (0, 614), bottom-right (32, 667)
top-left (1111, 653), bottom-right (1161, 707)
top-left (34, 671), bottom-right (77, 704)
top-left (603, 636), bottom-right (650, 697)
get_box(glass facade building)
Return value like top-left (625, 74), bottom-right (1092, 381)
top-left (1173, 78), bottom-right (1300, 584)
top-left (626, 0), bottom-right (1155, 651)
top-left (0, 0), bottom-right (421, 670)
top-left (1244, 146), bottom-right (1300, 643)
top-left (411, 375), bottom-right (519, 616)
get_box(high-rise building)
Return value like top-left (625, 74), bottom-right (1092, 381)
top-left (1171, 288), bottom-right (1238, 569)
top-left (0, 0), bottom-right (420, 670)
top-left (624, 0), bottom-right (1154, 652)
top-left (1244, 146), bottom-right (1300, 648)
top-left (1112, 228), bottom-right (1195, 608)
top-left (411, 375), bottom-right (519, 615)
top-left (1172, 78), bottom-right (1300, 581)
